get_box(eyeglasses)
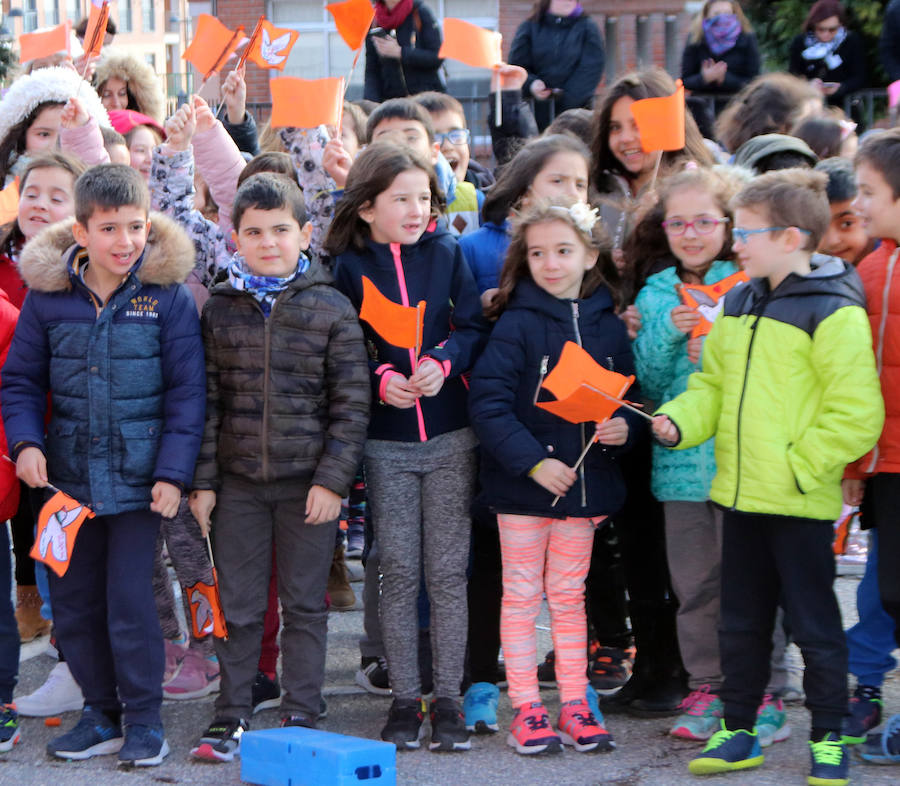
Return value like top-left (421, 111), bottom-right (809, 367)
top-left (435, 129), bottom-right (470, 145)
top-left (661, 216), bottom-right (729, 236)
top-left (732, 226), bottom-right (812, 243)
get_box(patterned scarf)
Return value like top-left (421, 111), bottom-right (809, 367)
top-left (702, 13), bottom-right (741, 56)
top-left (374, 0), bottom-right (413, 31)
top-left (227, 253), bottom-right (309, 317)
top-left (801, 27), bottom-right (846, 71)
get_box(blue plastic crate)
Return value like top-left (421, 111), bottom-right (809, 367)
top-left (240, 727), bottom-right (396, 786)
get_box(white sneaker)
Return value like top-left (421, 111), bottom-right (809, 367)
top-left (16, 661), bottom-right (85, 716)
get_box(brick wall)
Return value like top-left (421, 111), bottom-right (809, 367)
top-left (217, 0), bottom-right (268, 104)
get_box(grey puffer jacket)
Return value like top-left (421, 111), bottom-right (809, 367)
top-left (192, 256), bottom-right (370, 494)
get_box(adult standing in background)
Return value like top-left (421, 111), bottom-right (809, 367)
top-left (680, 0), bottom-right (760, 114)
top-left (881, 0), bottom-right (900, 82)
top-left (789, 0), bottom-right (866, 108)
top-left (363, 0), bottom-right (445, 102)
top-left (508, 0), bottom-right (605, 132)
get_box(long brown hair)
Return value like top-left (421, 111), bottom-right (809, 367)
top-left (590, 69), bottom-right (713, 195)
top-left (323, 142), bottom-right (444, 255)
top-left (487, 197), bottom-right (616, 320)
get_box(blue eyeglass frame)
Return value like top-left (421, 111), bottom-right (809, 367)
top-left (434, 129), bottom-right (471, 145)
top-left (732, 226), bottom-right (812, 243)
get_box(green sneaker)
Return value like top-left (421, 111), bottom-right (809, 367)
top-left (808, 733), bottom-right (848, 785)
top-left (756, 694), bottom-right (791, 747)
top-left (688, 721), bottom-right (764, 776)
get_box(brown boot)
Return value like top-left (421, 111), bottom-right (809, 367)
top-left (16, 585), bottom-right (51, 642)
top-left (327, 545), bottom-right (356, 611)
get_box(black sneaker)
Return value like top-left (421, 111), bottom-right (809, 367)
top-left (251, 671), bottom-right (282, 714)
top-left (842, 684), bottom-right (882, 744)
top-left (46, 706), bottom-right (123, 760)
top-left (429, 697), bottom-right (471, 752)
top-left (356, 656), bottom-right (392, 696)
top-left (118, 724), bottom-right (170, 767)
top-left (190, 717), bottom-right (249, 762)
top-left (537, 650), bottom-right (556, 687)
top-left (281, 715), bottom-right (315, 729)
top-left (380, 698), bottom-right (425, 750)
top-left (590, 645), bottom-right (635, 693)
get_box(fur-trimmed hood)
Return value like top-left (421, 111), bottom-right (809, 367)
top-left (93, 52), bottom-right (164, 123)
top-left (0, 67), bottom-right (110, 150)
top-left (19, 211), bottom-right (195, 293)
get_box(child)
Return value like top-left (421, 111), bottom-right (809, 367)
top-left (94, 51), bottom-right (165, 124)
top-left (108, 110), bottom-right (165, 183)
top-left (651, 168), bottom-right (884, 783)
top-left (326, 142), bottom-right (487, 752)
top-left (633, 167), bottom-right (773, 743)
top-left (1, 164), bottom-right (205, 766)
top-left (468, 196), bottom-right (639, 755)
top-left (189, 172), bottom-right (369, 760)
top-left (815, 156), bottom-right (874, 265)
top-left (841, 129), bottom-right (900, 764)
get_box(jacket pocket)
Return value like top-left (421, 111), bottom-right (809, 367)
top-left (46, 420), bottom-right (82, 485)
top-left (118, 418), bottom-right (162, 486)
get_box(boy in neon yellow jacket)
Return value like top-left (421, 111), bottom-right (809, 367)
top-left (653, 169), bottom-right (884, 786)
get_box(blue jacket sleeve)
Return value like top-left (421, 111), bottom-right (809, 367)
top-left (154, 284), bottom-right (207, 487)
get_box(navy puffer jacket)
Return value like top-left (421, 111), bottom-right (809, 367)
top-left (2, 213), bottom-right (206, 515)
top-left (468, 279), bottom-right (643, 519)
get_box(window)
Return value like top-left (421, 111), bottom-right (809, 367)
top-left (145, 52), bottom-right (155, 70)
top-left (118, 0), bottom-right (133, 33)
top-left (24, 0), bottom-right (38, 32)
top-left (141, 0), bottom-right (154, 32)
top-left (65, 0), bottom-right (79, 22)
top-left (43, 0), bottom-right (59, 26)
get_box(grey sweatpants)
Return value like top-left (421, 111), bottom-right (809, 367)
top-left (364, 428), bottom-right (477, 700)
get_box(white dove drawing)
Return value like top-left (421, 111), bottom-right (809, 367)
top-left (189, 587), bottom-right (215, 636)
top-left (259, 28), bottom-right (292, 67)
top-left (38, 506), bottom-right (84, 563)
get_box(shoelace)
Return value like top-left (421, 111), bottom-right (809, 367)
top-left (522, 712), bottom-right (552, 732)
top-left (704, 727), bottom-right (737, 749)
top-left (567, 709), bottom-right (600, 728)
top-left (811, 737), bottom-right (844, 765)
top-left (680, 685), bottom-right (717, 716)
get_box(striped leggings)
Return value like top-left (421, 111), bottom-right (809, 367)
top-left (498, 513), bottom-right (598, 707)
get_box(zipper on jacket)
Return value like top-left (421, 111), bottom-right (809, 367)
top-left (731, 302), bottom-right (767, 509)
top-left (261, 299), bottom-right (277, 481)
top-left (865, 247), bottom-right (900, 473)
top-left (533, 355), bottom-right (550, 404)
top-left (570, 301), bottom-right (587, 506)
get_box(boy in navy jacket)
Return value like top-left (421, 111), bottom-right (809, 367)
top-left (1, 164), bottom-right (205, 767)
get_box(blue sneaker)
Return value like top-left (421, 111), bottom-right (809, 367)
top-left (463, 682), bottom-right (499, 733)
top-left (858, 712), bottom-right (900, 764)
top-left (808, 733), bottom-right (848, 785)
top-left (118, 724), bottom-right (170, 767)
top-left (585, 684), bottom-right (602, 720)
top-left (0, 704), bottom-right (20, 752)
top-left (47, 706), bottom-right (124, 760)
top-left (688, 721), bottom-right (764, 775)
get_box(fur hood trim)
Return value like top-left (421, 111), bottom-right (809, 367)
top-left (0, 67), bottom-right (110, 150)
top-left (19, 212), bottom-right (196, 293)
top-left (93, 52), bottom-right (164, 123)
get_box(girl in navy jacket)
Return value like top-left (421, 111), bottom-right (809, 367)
top-left (468, 197), bottom-right (641, 756)
top-left (325, 142), bottom-right (487, 752)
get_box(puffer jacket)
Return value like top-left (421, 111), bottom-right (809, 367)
top-left (192, 256), bottom-right (370, 494)
top-left (468, 279), bottom-right (643, 519)
top-left (846, 240), bottom-right (900, 478)
top-left (658, 256), bottom-right (884, 521)
top-left (633, 260), bottom-right (739, 502)
top-left (0, 289), bottom-right (19, 521)
top-left (1, 213), bottom-right (206, 516)
top-left (459, 220), bottom-right (509, 294)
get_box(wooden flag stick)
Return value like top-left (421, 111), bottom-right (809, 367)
top-left (202, 25), bottom-right (245, 84)
top-left (344, 47), bottom-right (362, 98)
top-left (648, 150), bottom-right (663, 192)
top-left (234, 16), bottom-right (263, 72)
top-left (551, 437), bottom-right (597, 507)
top-left (204, 533), bottom-right (217, 571)
top-left (494, 67), bottom-right (501, 127)
top-left (2, 454), bottom-right (62, 494)
top-left (588, 385), bottom-right (655, 422)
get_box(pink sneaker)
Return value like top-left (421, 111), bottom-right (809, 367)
top-left (164, 639), bottom-right (187, 684)
top-left (557, 698), bottom-right (615, 752)
top-left (163, 650), bottom-right (220, 700)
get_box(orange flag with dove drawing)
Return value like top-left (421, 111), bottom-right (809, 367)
top-left (182, 14), bottom-right (245, 79)
top-left (185, 575), bottom-right (228, 639)
top-left (245, 18), bottom-right (298, 71)
top-left (30, 490), bottom-right (95, 577)
top-left (359, 275), bottom-right (425, 357)
top-left (629, 80), bottom-right (686, 153)
top-left (327, 0), bottom-right (375, 51)
top-left (678, 270), bottom-right (749, 338)
top-left (536, 341), bottom-right (635, 425)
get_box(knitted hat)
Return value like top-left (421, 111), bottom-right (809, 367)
top-left (0, 66), bottom-right (110, 149)
top-left (93, 51), bottom-right (164, 124)
top-left (732, 134), bottom-right (818, 173)
top-left (107, 109), bottom-right (166, 139)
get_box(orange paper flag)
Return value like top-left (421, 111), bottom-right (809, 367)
top-left (83, 1), bottom-right (110, 58)
top-left (439, 18), bottom-right (502, 70)
top-left (327, 0), bottom-right (375, 52)
top-left (182, 14), bottom-right (245, 79)
top-left (536, 341), bottom-right (635, 424)
top-left (30, 490), bottom-right (95, 577)
top-left (359, 275), bottom-right (425, 355)
top-left (629, 80), bottom-right (686, 153)
top-left (19, 22), bottom-right (71, 64)
top-left (0, 180), bottom-right (18, 225)
top-left (269, 76), bottom-right (345, 129)
top-left (678, 270), bottom-right (749, 338)
top-left (245, 18), bottom-right (298, 71)
top-left (185, 576), bottom-right (228, 639)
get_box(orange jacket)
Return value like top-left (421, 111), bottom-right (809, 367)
top-left (847, 240), bottom-right (900, 478)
